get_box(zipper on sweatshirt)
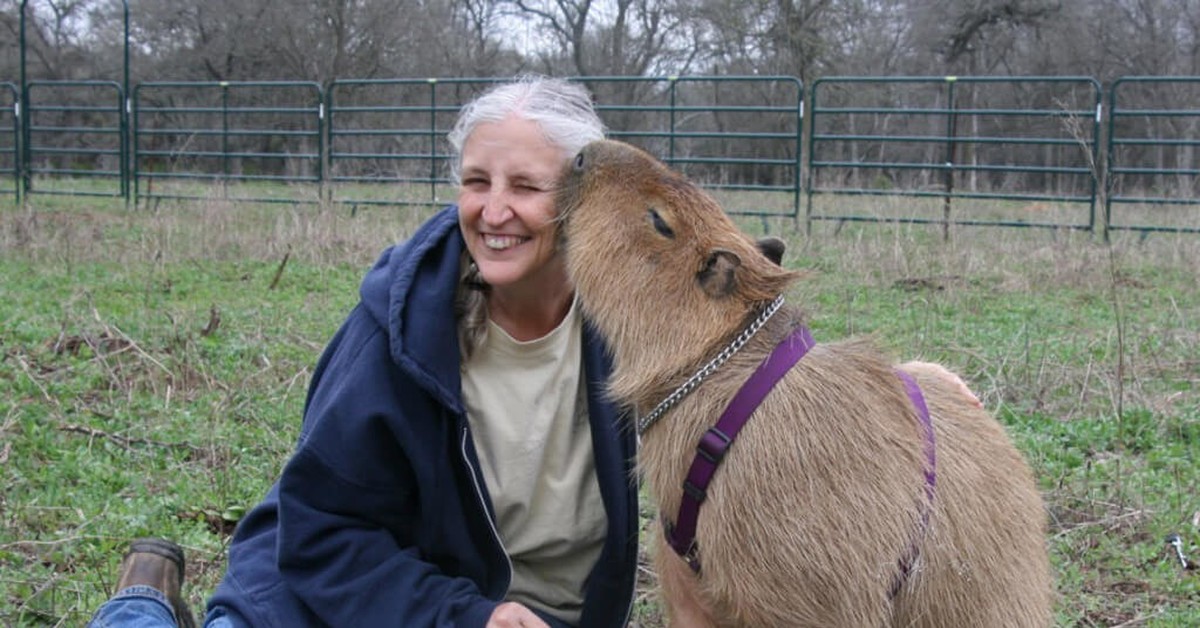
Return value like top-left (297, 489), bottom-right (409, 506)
top-left (618, 451), bottom-right (638, 627)
top-left (459, 423), bottom-right (514, 599)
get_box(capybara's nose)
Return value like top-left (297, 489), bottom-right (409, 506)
top-left (573, 151), bottom-right (585, 172)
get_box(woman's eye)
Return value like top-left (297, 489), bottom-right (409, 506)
top-left (511, 179), bottom-right (547, 193)
top-left (649, 208), bottom-right (674, 238)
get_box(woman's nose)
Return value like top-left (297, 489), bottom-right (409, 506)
top-left (480, 190), bottom-right (512, 224)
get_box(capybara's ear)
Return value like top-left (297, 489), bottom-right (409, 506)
top-left (698, 248), bottom-right (741, 298)
top-left (756, 236), bottom-right (786, 266)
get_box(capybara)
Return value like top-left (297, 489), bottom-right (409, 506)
top-left (555, 139), bottom-right (1054, 627)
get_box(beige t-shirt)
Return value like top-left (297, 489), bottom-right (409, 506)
top-left (461, 298), bottom-right (606, 625)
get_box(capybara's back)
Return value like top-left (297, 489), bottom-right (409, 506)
top-left (557, 140), bottom-right (1054, 627)
top-left (890, 360), bottom-right (1053, 627)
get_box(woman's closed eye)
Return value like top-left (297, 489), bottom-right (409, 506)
top-left (461, 176), bottom-right (489, 190)
top-left (510, 179), bottom-right (550, 194)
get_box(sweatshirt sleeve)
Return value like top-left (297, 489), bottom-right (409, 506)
top-left (274, 314), bottom-right (499, 627)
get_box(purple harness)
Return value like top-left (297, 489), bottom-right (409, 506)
top-left (662, 326), bottom-right (938, 599)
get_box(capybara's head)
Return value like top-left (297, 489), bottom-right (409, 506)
top-left (556, 140), bottom-right (801, 395)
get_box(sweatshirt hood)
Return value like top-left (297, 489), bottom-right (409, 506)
top-left (359, 206), bottom-right (466, 414)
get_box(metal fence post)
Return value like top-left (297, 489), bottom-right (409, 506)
top-left (942, 77), bottom-right (958, 241)
top-left (428, 78), bottom-right (438, 207)
top-left (19, 0), bottom-right (30, 198)
top-left (2, 83), bottom-right (18, 203)
top-left (121, 0), bottom-right (130, 205)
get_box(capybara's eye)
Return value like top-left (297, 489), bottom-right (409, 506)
top-left (573, 152), bottom-right (585, 171)
top-left (648, 208), bottom-right (675, 238)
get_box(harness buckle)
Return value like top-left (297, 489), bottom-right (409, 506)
top-left (662, 517), bottom-right (703, 572)
top-left (697, 427), bottom-right (733, 464)
top-left (682, 479), bottom-right (707, 503)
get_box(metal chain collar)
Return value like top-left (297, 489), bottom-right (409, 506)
top-left (636, 294), bottom-right (786, 436)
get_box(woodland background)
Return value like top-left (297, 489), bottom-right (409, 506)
top-left (3, 0), bottom-right (1199, 88)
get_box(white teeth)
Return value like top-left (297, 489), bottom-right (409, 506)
top-left (484, 234), bottom-right (526, 250)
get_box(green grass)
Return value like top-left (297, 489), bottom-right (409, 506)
top-left (2, 196), bottom-right (1198, 626)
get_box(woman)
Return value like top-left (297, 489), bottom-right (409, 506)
top-left (89, 76), bottom-right (639, 628)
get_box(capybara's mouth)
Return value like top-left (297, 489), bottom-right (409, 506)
top-left (554, 141), bottom-right (624, 231)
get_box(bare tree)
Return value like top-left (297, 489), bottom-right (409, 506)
top-left (1, 0), bottom-right (96, 80)
top-left (5, 0), bottom-right (1200, 99)
top-left (898, 0), bottom-right (1061, 75)
top-left (112, 0), bottom-right (498, 83)
top-left (691, 0), bottom-right (882, 83)
top-left (452, 0), bottom-right (520, 75)
top-left (501, 0), bottom-right (700, 76)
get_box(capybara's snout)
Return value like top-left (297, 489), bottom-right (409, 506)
top-left (570, 146), bottom-right (586, 173)
top-left (556, 140), bottom-right (657, 224)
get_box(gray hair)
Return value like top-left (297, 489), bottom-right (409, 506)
top-left (451, 76), bottom-right (605, 364)
top-left (447, 75), bottom-right (606, 185)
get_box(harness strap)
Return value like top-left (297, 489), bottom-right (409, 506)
top-left (663, 326), bottom-right (815, 571)
top-left (889, 370), bottom-right (938, 598)
top-left (662, 329), bottom-right (939, 598)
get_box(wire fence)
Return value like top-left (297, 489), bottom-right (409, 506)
top-left (1106, 77), bottom-right (1200, 234)
top-left (3, 74), bottom-right (1198, 237)
top-left (807, 76), bottom-right (1103, 236)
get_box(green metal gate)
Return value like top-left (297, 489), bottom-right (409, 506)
top-left (1106, 76), bottom-right (1200, 234)
top-left (807, 76), bottom-right (1102, 236)
top-left (326, 76), bottom-right (804, 217)
top-left (594, 76), bottom-right (804, 219)
top-left (1, 83), bottom-right (17, 202)
top-left (132, 81), bottom-right (324, 206)
top-left (325, 78), bottom-right (481, 209)
top-left (22, 80), bottom-right (127, 200)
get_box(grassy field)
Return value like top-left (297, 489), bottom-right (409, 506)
top-left (1, 195), bottom-right (1197, 626)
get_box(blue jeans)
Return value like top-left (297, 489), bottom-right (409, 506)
top-left (87, 585), bottom-right (244, 628)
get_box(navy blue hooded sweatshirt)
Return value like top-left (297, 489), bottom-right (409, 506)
top-left (206, 206), bottom-right (640, 627)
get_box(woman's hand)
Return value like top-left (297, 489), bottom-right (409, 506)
top-left (486, 601), bottom-right (551, 628)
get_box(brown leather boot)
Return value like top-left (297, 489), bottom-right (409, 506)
top-left (115, 538), bottom-right (198, 628)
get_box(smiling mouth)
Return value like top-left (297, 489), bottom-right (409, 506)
top-left (483, 234), bottom-right (530, 250)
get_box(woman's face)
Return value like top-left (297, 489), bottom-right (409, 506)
top-left (457, 115), bottom-right (568, 294)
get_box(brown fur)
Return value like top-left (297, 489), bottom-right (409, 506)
top-left (556, 140), bottom-right (1054, 627)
